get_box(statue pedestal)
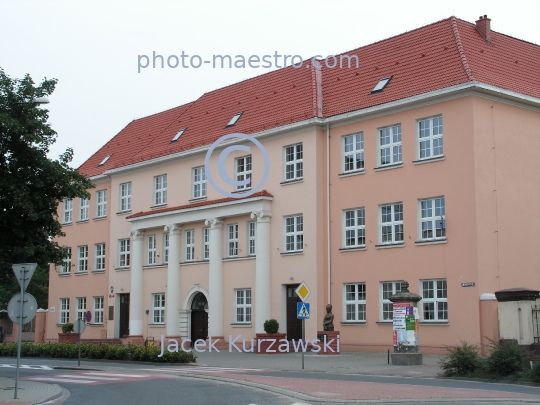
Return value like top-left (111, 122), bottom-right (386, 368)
top-left (316, 331), bottom-right (340, 355)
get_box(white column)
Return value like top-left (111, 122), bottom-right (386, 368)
top-left (129, 229), bottom-right (144, 335)
top-left (251, 210), bottom-right (272, 333)
top-left (165, 224), bottom-right (182, 336)
top-left (205, 217), bottom-right (224, 337)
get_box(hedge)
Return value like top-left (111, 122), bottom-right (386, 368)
top-left (0, 342), bottom-right (196, 363)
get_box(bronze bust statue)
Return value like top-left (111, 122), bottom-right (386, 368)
top-left (323, 304), bottom-right (334, 331)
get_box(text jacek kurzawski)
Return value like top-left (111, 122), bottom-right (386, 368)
top-left (158, 334), bottom-right (340, 356)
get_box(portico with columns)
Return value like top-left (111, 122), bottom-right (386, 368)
top-left (125, 194), bottom-right (273, 344)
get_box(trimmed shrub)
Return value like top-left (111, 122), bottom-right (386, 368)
top-left (263, 319), bottom-right (279, 334)
top-left (439, 341), bottom-right (483, 376)
top-left (61, 323), bottom-right (74, 333)
top-left (486, 339), bottom-right (525, 377)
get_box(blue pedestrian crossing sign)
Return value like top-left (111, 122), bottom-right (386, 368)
top-left (297, 302), bottom-right (310, 319)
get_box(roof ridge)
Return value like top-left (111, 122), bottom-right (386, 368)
top-left (450, 16), bottom-right (475, 82)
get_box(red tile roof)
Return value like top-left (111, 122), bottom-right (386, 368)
top-left (79, 16), bottom-right (539, 177)
top-left (126, 190), bottom-right (273, 220)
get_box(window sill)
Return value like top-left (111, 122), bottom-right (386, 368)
top-left (62, 222), bottom-right (73, 226)
top-left (148, 324), bottom-right (165, 328)
top-left (419, 322), bottom-right (449, 326)
top-left (280, 251), bottom-right (304, 256)
top-left (76, 219), bottom-right (89, 224)
top-left (338, 169), bottom-right (365, 178)
top-left (232, 188), bottom-right (252, 194)
top-left (150, 204), bottom-right (167, 209)
top-left (116, 210), bottom-right (132, 216)
top-left (88, 323), bottom-right (104, 327)
top-left (339, 246), bottom-right (366, 252)
top-left (280, 178), bottom-right (304, 186)
top-left (93, 216), bottom-right (107, 221)
top-left (230, 323), bottom-right (252, 328)
top-left (143, 264), bottom-right (167, 269)
top-left (115, 267), bottom-right (130, 271)
top-left (376, 321), bottom-right (393, 325)
top-left (413, 156), bottom-right (445, 165)
top-left (58, 273), bottom-right (71, 277)
top-left (415, 238), bottom-right (447, 246)
top-left (56, 324), bottom-right (65, 327)
top-left (222, 256), bottom-right (256, 262)
top-left (340, 322), bottom-right (367, 326)
top-left (189, 197), bottom-right (207, 203)
top-left (74, 271), bottom-right (88, 276)
top-left (180, 260), bottom-right (209, 266)
top-left (375, 243), bottom-right (405, 249)
top-left (374, 163), bottom-right (403, 172)
top-left (91, 270), bottom-right (106, 274)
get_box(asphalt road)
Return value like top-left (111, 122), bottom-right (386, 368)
top-left (1, 358), bottom-right (540, 405)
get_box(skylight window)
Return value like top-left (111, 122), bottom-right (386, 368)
top-left (226, 112), bottom-right (243, 127)
top-left (98, 154), bottom-right (112, 166)
top-left (171, 128), bottom-right (186, 143)
top-left (371, 76), bottom-right (393, 93)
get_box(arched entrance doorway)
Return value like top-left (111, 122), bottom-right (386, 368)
top-left (190, 292), bottom-right (208, 344)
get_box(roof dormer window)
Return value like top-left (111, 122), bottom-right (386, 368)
top-left (171, 128), bottom-right (186, 143)
top-left (371, 76), bottom-right (393, 93)
top-left (98, 154), bottom-right (112, 166)
top-left (226, 112), bottom-right (243, 128)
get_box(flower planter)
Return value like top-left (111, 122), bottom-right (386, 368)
top-left (58, 332), bottom-right (78, 344)
top-left (255, 333), bottom-right (287, 354)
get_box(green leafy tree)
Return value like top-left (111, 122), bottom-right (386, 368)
top-left (0, 68), bottom-right (94, 308)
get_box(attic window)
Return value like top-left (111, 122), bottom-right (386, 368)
top-left (226, 112), bottom-right (243, 127)
top-left (98, 154), bottom-right (112, 166)
top-left (171, 128), bottom-right (186, 143)
top-left (371, 76), bottom-right (392, 93)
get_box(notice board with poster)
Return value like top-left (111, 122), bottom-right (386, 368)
top-left (392, 302), bottom-right (419, 347)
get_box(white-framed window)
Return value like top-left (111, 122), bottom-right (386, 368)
top-left (421, 279), bottom-right (448, 321)
top-left (418, 116), bottom-right (443, 159)
top-left (344, 283), bottom-right (366, 321)
top-left (96, 189), bottom-right (107, 218)
top-left (380, 203), bottom-right (404, 244)
top-left (59, 298), bottom-right (70, 324)
top-left (343, 208), bottom-right (365, 247)
top-left (63, 199), bottom-right (73, 223)
top-left (76, 297), bottom-right (86, 321)
top-left (119, 182), bottom-right (132, 212)
top-left (378, 124), bottom-right (402, 166)
top-left (79, 198), bottom-right (89, 221)
top-left (94, 243), bottom-right (105, 271)
top-left (235, 156), bottom-right (252, 190)
top-left (235, 289), bottom-right (252, 323)
top-left (247, 221), bottom-right (256, 256)
top-left (163, 233), bottom-right (169, 264)
top-left (343, 133), bottom-right (364, 172)
top-left (203, 227), bottom-right (210, 260)
top-left (419, 197), bottom-right (446, 240)
top-left (61, 247), bottom-right (71, 273)
top-left (154, 175), bottom-right (167, 206)
top-left (227, 224), bottom-right (238, 257)
top-left (284, 215), bottom-right (303, 252)
top-left (185, 230), bottom-right (195, 261)
top-left (93, 296), bottom-right (104, 324)
top-left (77, 245), bottom-right (88, 272)
top-left (284, 143), bottom-right (303, 181)
top-left (380, 281), bottom-right (402, 321)
top-left (152, 293), bottom-right (165, 324)
top-left (119, 239), bottom-right (130, 267)
top-left (147, 235), bottom-right (156, 265)
top-left (192, 166), bottom-right (206, 199)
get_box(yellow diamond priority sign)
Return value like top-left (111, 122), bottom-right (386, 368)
top-left (295, 281), bottom-right (311, 302)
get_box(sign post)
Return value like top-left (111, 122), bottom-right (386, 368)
top-left (11, 263), bottom-right (37, 400)
top-left (74, 318), bottom-right (86, 366)
top-left (295, 282), bottom-right (311, 370)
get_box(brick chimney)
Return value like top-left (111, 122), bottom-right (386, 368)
top-left (475, 15), bottom-right (491, 43)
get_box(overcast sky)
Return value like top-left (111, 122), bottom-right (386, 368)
top-left (1, 0), bottom-right (538, 168)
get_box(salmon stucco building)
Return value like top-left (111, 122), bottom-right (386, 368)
top-left (45, 15), bottom-right (540, 354)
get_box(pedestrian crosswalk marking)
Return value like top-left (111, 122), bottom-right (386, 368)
top-left (28, 377), bottom-right (96, 384)
top-left (0, 364), bottom-right (52, 370)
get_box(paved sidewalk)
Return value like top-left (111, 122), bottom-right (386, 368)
top-left (0, 377), bottom-right (62, 405)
